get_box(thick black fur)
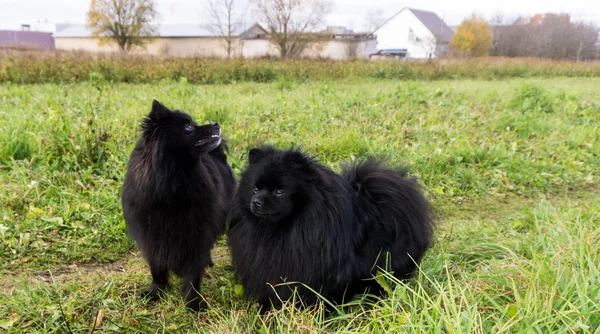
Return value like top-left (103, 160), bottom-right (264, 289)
top-left (227, 146), bottom-right (432, 310)
top-left (121, 100), bottom-right (235, 311)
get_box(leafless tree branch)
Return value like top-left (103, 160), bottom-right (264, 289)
top-left (251, 0), bottom-right (333, 58)
top-left (203, 0), bottom-right (248, 58)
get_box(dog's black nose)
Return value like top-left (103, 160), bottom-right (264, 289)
top-left (252, 198), bottom-right (263, 208)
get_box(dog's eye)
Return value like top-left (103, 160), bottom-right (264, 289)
top-left (184, 123), bottom-right (194, 132)
top-left (253, 187), bottom-right (259, 194)
top-left (273, 189), bottom-right (285, 196)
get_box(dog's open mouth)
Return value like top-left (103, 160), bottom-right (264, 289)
top-left (194, 134), bottom-right (220, 146)
top-left (194, 128), bottom-right (221, 147)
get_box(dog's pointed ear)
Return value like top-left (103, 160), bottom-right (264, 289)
top-left (152, 99), bottom-right (162, 110)
top-left (248, 148), bottom-right (264, 164)
top-left (287, 150), bottom-right (318, 180)
top-left (151, 99), bottom-right (170, 117)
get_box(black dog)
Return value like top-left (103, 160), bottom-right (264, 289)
top-left (228, 146), bottom-right (432, 310)
top-left (121, 100), bottom-right (235, 311)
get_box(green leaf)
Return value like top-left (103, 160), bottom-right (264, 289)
top-left (0, 313), bottom-right (20, 329)
top-left (506, 304), bottom-right (518, 318)
top-left (30, 240), bottom-right (48, 248)
top-left (42, 217), bottom-right (64, 224)
top-left (374, 272), bottom-right (393, 295)
top-left (0, 224), bottom-right (8, 237)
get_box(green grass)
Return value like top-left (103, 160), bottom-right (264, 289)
top-left (0, 78), bottom-right (599, 333)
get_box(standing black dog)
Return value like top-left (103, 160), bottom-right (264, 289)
top-left (121, 100), bottom-right (235, 311)
top-left (228, 146), bottom-right (432, 310)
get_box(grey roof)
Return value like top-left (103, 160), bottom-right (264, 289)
top-left (54, 24), bottom-right (91, 37)
top-left (374, 7), bottom-right (454, 43)
top-left (54, 23), bottom-right (263, 38)
top-left (55, 23), bottom-right (73, 33)
top-left (158, 24), bottom-right (213, 37)
top-left (409, 8), bottom-right (453, 43)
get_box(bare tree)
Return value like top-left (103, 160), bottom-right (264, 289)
top-left (572, 21), bottom-right (599, 61)
top-left (203, 0), bottom-right (247, 58)
top-left (87, 0), bottom-right (160, 52)
top-left (363, 9), bottom-right (385, 32)
top-left (533, 14), bottom-right (573, 59)
top-left (490, 15), bottom-right (531, 57)
top-left (489, 11), bottom-right (505, 55)
top-left (251, 0), bottom-right (333, 58)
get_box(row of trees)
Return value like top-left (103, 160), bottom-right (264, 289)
top-left (87, 1), bottom-right (600, 61)
top-left (87, 0), bottom-right (333, 58)
top-left (450, 13), bottom-right (599, 61)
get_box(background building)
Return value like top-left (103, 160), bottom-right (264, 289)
top-left (374, 7), bottom-right (454, 59)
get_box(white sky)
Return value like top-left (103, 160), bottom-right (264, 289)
top-left (1, 0), bottom-right (599, 30)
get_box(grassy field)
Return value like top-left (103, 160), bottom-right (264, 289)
top-left (0, 77), bottom-right (599, 333)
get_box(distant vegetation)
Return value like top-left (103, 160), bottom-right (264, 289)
top-left (449, 14), bottom-right (493, 57)
top-left (447, 12), bottom-right (599, 61)
top-left (2, 48), bottom-right (600, 84)
top-left (489, 13), bottom-right (599, 61)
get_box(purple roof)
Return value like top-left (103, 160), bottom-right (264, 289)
top-left (0, 30), bottom-right (55, 49)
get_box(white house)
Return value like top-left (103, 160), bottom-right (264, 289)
top-left (373, 7), bottom-right (454, 59)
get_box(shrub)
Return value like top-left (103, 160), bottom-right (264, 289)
top-left (2, 48), bottom-right (600, 84)
top-left (511, 84), bottom-right (556, 113)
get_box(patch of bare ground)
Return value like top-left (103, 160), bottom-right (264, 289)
top-left (0, 246), bottom-right (231, 293)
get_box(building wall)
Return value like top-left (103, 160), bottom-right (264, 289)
top-left (241, 39), bottom-right (279, 58)
top-left (55, 37), bottom-right (119, 53)
top-left (364, 39), bottom-right (378, 58)
top-left (55, 36), bottom-right (374, 59)
top-left (238, 39), bottom-right (377, 59)
top-left (55, 37), bottom-right (234, 57)
top-left (375, 9), bottom-right (438, 59)
top-left (147, 38), bottom-right (231, 57)
top-left (301, 39), bottom-right (377, 59)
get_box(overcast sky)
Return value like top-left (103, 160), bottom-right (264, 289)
top-left (1, 0), bottom-right (599, 30)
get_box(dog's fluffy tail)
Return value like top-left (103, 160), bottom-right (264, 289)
top-left (341, 159), bottom-right (433, 272)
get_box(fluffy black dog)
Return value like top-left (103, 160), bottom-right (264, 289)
top-left (121, 100), bottom-right (235, 311)
top-left (228, 146), bottom-right (432, 310)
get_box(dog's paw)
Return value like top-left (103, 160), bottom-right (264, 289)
top-left (185, 297), bottom-right (207, 312)
top-left (140, 286), bottom-right (166, 301)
